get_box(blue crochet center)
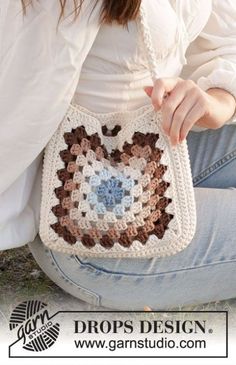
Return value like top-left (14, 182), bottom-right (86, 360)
top-left (96, 177), bottom-right (125, 208)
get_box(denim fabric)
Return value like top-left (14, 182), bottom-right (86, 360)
top-left (41, 124), bottom-right (236, 310)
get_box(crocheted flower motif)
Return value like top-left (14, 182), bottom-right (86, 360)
top-left (51, 126), bottom-right (173, 249)
top-left (96, 178), bottom-right (125, 208)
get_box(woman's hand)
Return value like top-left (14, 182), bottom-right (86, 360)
top-left (144, 77), bottom-right (236, 146)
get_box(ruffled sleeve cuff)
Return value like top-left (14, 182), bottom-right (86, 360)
top-left (197, 69), bottom-right (236, 124)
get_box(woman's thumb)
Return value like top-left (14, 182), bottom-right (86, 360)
top-left (143, 86), bottom-right (153, 97)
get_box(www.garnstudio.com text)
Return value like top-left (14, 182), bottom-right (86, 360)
top-left (72, 319), bottom-right (208, 351)
top-left (73, 337), bottom-right (206, 351)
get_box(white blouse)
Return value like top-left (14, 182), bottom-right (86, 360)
top-left (0, 0), bottom-right (236, 249)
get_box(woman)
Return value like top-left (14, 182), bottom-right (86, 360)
top-left (1, 0), bottom-right (236, 310)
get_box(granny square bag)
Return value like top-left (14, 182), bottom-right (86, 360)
top-left (39, 3), bottom-right (197, 258)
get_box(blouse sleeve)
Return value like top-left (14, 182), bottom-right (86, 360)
top-left (180, 0), bottom-right (236, 125)
top-left (0, 0), bottom-right (102, 195)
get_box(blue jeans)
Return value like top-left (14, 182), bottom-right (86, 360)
top-left (31, 124), bottom-right (236, 310)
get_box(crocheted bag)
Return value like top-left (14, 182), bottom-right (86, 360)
top-left (39, 3), bottom-right (197, 258)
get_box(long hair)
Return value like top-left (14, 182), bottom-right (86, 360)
top-left (20, 0), bottom-right (142, 26)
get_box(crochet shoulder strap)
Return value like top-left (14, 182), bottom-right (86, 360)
top-left (138, 2), bottom-right (160, 83)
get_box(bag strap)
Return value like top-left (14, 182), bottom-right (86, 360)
top-left (137, 2), bottom-right (160, 83)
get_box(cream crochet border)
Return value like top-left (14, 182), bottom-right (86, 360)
top-left (39, 102), bottom-right (197, 258)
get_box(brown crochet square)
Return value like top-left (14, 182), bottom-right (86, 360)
top-left (51, 126), bottom-right (173, 249)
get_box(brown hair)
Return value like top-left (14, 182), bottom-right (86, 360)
top-left (20, 0), bottom-right (142, 27)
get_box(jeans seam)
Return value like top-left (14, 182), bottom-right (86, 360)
top-left (75, 257), bottom-right (236, 277)
top-left (193, 149), bottom-right (236, 186)
top-left (49, 250), bottom-right (101, 306)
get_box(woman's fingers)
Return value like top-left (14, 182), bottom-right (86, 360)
top-left (144, 77), bottom-right (180, 110)
top-left (179, 101), bottom-right (207, 142)
top-left (161, 84), bottom-right (189, 136)
top-left (152, 78), bottom-right (181, 110)
top-left (144, 86), bottom-right (153, 98)
top-left (144, 77), bottom-right (212, 145)
top-left (168, 94), bottom-right (196, 145)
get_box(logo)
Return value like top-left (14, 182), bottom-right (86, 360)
top-left (9, 300), bottom-right (60, 352)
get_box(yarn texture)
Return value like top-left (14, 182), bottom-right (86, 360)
top-left (39, 102), bottom-right (196, 258)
